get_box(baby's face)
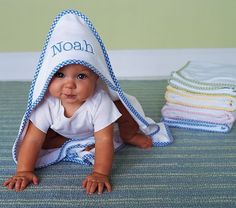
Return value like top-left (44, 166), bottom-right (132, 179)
top-left (48, 64), bottom-right (98, 107)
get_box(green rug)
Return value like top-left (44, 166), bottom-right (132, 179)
top-left (0, 80), bottom-right (236, 208)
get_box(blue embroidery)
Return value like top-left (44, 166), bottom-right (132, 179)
top-left (51, 40), bottom-right (94, 57)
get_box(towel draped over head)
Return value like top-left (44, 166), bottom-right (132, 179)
top-left (12, 9), bottom-right (173, 168)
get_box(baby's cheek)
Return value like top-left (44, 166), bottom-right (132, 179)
top-left (48, 82), bottom-right (60, 97)
top-left (48, 85), bottom-right (55, 95)
top-left (79, 86), bottom-right (94, 100)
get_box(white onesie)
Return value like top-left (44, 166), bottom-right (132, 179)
top-left (30, 88), bottom-right (122, 139)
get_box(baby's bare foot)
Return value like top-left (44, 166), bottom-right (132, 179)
top-left (125, 133), bottom-right (152, 149)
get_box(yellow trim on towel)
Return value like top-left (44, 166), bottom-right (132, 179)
top-left (165, 86), bottom-right (236, 111)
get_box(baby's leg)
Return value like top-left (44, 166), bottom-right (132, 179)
top-left (114, 100), bottom-right (152, 149)
top-left (42, 128), bottom-right (68, 149)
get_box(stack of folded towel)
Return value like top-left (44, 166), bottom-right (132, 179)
top-left (161, 61), bottom-right (236, 133)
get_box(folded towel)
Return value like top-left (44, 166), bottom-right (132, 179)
top-left (162, 102), bottom-right (236, 124)
top-left (169, 79), bottom-right (236, 97)
top-left (12, 10), bottom-right (173, 168)
top-left (162, 117), bottom-right (234, 133)
top-left (169, 61), bottom-right (236, 96)
top-left (163, 61), bottom-right (236, 133)
top-left (165, 86), bottom-right (236, 112)
top-left (174, 61), bottom-right (236, 87)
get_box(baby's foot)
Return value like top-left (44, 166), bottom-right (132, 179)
top-left (125, 133), bottom-right (152, 149)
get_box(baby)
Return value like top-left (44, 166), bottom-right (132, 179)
top-left (3, 64), bottom-right (152, 194)
top-left (2, 9), bottom-right (171, 194)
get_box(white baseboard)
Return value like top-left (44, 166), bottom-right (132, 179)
top-left (1, 48), bottom-right (236, 81)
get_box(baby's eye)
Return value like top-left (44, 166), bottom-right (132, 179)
top-left (77, 73), bottom-right (87, 80)
top-left (54, 72), bottom-right (64, 78)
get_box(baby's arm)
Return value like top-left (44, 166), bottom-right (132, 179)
top-left (82, 123), bottom-right (114, 194)
top-left (4, 121), bottom-right (46, 191)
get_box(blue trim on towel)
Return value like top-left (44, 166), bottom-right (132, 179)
top-left (36, 139), bottom-right (96, 169)
top-left (162, 117), bottom-right (231, 133)
top-left (151, 123), bottom-right (174, 147)
top-left (36, 137), bottom-right (126, 169)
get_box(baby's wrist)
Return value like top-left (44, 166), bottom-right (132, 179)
top-left (16, 170), bottom-right (35, 174)
top-left (92, 171), bottom-right (109, 178)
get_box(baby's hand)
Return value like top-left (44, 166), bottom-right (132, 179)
top-left (3, 171), bottom-right (39, 192)
top-left (82, 172), bottom-right (111, 194)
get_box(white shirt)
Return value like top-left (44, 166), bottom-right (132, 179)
top-left (30, 88), bottom-right (121, 139)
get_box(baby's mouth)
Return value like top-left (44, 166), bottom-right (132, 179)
top-left (63, 94), bottom-right (76, 99)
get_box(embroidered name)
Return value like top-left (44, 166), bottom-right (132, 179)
top-left (51, 40), bottom-right (94, 57)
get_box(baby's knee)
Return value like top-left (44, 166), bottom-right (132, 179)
top-left (119, 125), bottom-right (139, 141)
top-left (117, 116), bottom-right (139, 141)
top-left (114, 100), bottom-right (140, 141)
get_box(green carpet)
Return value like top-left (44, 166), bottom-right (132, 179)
top-left (1, 80), bottom-right (236, 208)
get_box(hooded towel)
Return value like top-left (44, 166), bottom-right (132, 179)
top-left (12, 9), bottom-right (173, 168)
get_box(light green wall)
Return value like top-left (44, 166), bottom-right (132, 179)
top-left (0, 0), bottom-right (235, 51)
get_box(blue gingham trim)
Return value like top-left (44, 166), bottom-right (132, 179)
top-left (152, 123), bottom-right (174, 147)
top-left (36, 137), bottom-right (125, 169)
top-left (36, 140), bottom-right (96, 169)
top-left (162, 117), bottom-right (232, 133)
top-left (63, 146), bottom-right (95, 166)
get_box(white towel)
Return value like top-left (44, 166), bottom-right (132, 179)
top-left (12, 10), bottom-right (173, 168)
top-left (162, 102), bottom-right (236, 124)
top-left (169, 79), bottom-right (236, 97)
top-left (169, 61), bottom-right (236, 96)
top-left (165, 86), bottom-right (236, 112)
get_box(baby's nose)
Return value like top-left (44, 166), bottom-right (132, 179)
top-left (65, 79), bottom-right (76, 89)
